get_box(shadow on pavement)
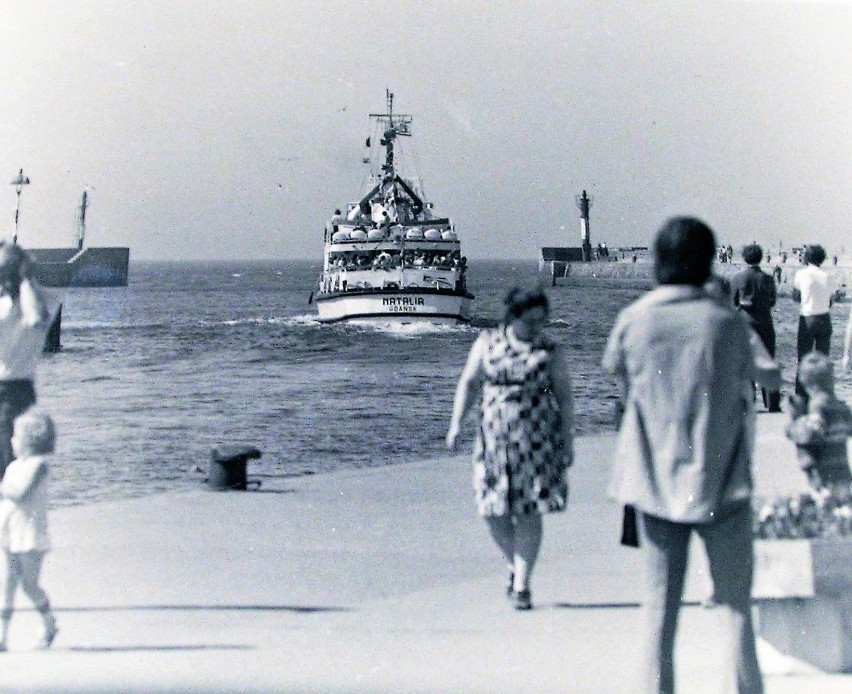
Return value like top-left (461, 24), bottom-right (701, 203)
top-left (51, 604), bottom-right (350, 614)
top-left (66, 644), bottom-right (255, 653)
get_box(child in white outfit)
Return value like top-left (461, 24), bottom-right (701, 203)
top-left (0, 408), bottom-right (57, 651)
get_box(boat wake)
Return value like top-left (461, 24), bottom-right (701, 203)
top-left (212, 315), bottom-right (323, 328)
top-left (63, 320), bottom-right (169, 331)
top-left (346, 319), bottom-right (475, 339)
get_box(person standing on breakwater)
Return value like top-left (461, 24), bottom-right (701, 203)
top-left (447, 286), bottom-right (574, 611)
top-left (0, 244), bottom-right (58, 481)
top-left (603, 218), bottom-right (763, 694)
top-left (792, 244), bottom-right (835, 394)
top-left (730, 244), bottom-right (782, 412)
top-left (843, 301), bottom-right (852, 373)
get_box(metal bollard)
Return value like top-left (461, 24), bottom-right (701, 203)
top-left (207, 445), bottom-right (262, 491)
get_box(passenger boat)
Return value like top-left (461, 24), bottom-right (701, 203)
top-left (313, 92), bottom-right (473, 324)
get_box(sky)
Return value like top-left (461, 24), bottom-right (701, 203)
top-left (0, 0), bottom-right (849, 261)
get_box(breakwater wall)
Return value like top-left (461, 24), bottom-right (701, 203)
top-left (546, 260), bottom-right (851, 298)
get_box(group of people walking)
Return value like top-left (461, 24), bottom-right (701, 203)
top-left (448, 217), bottom-right (851, 694)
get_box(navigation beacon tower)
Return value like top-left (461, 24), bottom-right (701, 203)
top-left (575, 190), bottom-right (592, 262)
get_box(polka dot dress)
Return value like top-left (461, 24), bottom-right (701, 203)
top-left (473, 326), bottom-right (568, 516)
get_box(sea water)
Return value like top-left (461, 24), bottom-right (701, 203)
top-left (35, 259), bottom-right (849, 506)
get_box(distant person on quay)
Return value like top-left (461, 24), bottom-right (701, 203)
top-left (0, 243), bottom-right (59, 480)
top-left (603, 217), bottom-right (764, 694)
top-left (447, 285), bottom-right (574, 611)
top-left (730, 243), bottom-right (782, 411)
top-left (786, 352), bottom-right (852, 488)
top-left (792, 244), bottom-right (835, 394)
top-left (0, 408), bottom-right (59, 651)
top-left (843, 301), bottom-right (852, 373)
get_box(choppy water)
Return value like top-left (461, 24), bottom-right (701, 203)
top-left (34, 259), bottom-right (851, 506)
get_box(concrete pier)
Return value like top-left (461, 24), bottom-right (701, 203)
top-left (0, 415), bottom-right (849, 692)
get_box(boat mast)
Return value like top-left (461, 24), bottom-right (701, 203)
top-left (367, 91), bottom-right (423, 219)
top-left (74, 189), bottom-right (88, 250)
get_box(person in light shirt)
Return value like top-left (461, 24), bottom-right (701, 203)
top-left (0, 244), bottom-right (59, 480)
top-left (603, 217), bottom-right (764, 694)
top-left (792, 244), bottom-right (836, 395)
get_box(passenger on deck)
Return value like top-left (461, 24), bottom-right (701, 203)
top-left (370, 200), bottom-right (385, 225)
top-left (331, 209), bottom-right (345, 228)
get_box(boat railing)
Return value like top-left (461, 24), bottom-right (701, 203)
top-left (319, 266), bottom-right (464, 295)
top-left (330, 226), bottom-right (456, 244)
top-left (324, 255), bottom-right (464, 274)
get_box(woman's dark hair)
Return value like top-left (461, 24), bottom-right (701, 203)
top-left (503, 286), bottom-right (549, 324)
top-left (804, 244), bottom-right (826, 266)
top-left (742, 243), bottom-right (763, 265)
top-left (653, 216), bottom-right (716, 286)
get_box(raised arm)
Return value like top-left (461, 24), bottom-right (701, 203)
top-left (0, 459), bottom-right (48, 502)
top-left (548, 346), bottom-right (575, 468)
top-left (17, 256), bottom-right (51, 327)
top-left (446, 334), bottom-right (486, 451)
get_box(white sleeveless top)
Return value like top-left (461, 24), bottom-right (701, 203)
top-left (0, 455), bottom-right (50, 552)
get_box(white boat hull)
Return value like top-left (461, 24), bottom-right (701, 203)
top-left (315, 289), bottom-right (473, 324)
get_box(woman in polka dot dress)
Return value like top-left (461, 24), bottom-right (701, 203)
top-left (447, 286), bottom-right (574, 609)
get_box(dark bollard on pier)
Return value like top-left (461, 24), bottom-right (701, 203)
top-left (208, 444), bottom-right (262, 491)
top-left (44, 304), bottom-right (62, 353)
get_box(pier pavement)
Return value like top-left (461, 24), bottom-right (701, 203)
top-left (0, 414), bottom-right (850, 693)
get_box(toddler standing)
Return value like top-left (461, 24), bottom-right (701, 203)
top-left (0, 408), bottom-right (58, 651)
top-left (786, 352), bottom-right (852, 488)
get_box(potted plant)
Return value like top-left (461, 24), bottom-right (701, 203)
top-left (751, 484), bottom-right (852, 672)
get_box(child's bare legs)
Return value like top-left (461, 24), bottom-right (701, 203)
top-left (1, 551), bottom-right (21, 650)
top-left (9, 552), bottom-right (56, 648)
top-left (1, 552), bottom-right (57, 650)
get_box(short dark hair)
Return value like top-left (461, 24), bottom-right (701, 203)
top-left (653, 217), bottom-right (716, 286)
top-left (503, 286), bottom-right (549, 324)
top-left (804, 245), bottom-right (826, 266)
top-left (742, 244), bottom-right (763, 265)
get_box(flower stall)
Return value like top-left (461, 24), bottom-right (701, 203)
top-left (752, 484), bottom-right (852, 672)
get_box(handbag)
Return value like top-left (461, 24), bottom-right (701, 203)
top-left (620, 504), bottom-right (639, 547)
